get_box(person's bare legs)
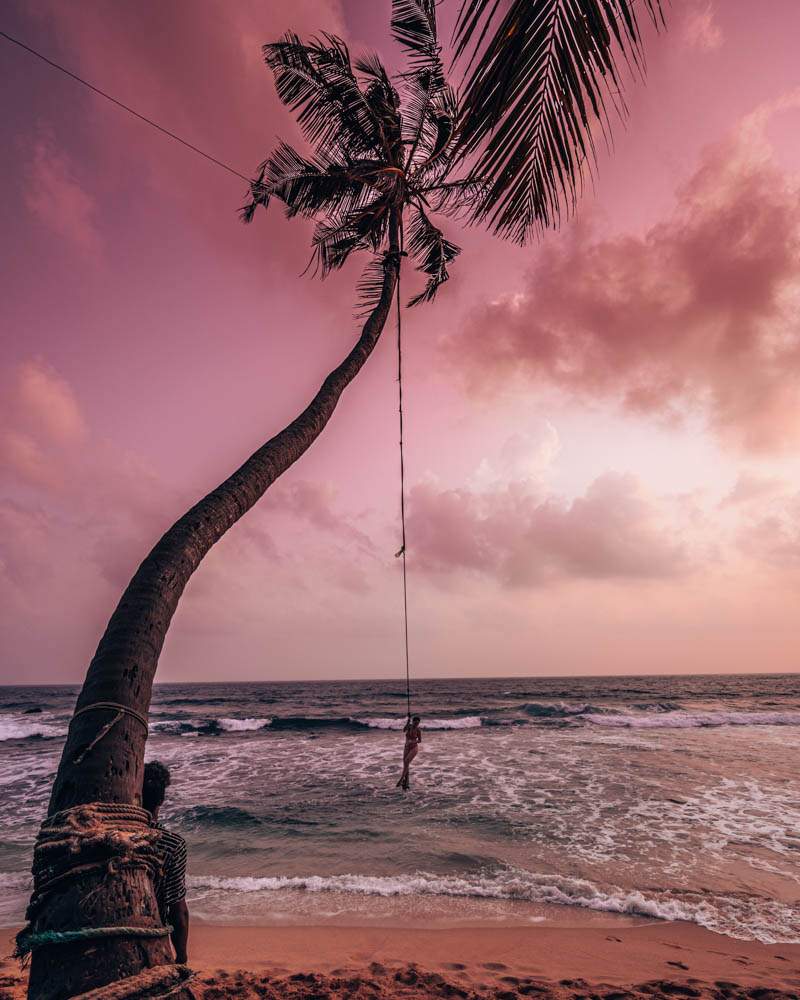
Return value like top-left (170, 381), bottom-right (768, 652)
top-left (398, 744), bottom-right (417, 789)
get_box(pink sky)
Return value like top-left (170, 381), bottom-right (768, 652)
top-left (2, 0), bottom-right (800, 684)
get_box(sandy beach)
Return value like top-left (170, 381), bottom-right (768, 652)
top-left (2, 919), bottom-right (799, 999)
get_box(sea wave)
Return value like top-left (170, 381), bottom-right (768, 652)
top-left (186, 868), bottom-right (800, 944)
top-left (355, 716), bottom-right (483, 730)
top-left (520, 702), bottom-right (600, 718)
top-left (582, 710), bottom-right (800, 729)
top-left (0, 714), bottom-right (65, 742)
top-left (150, 714), bottom-right (488, 735)
top-left (151, 717), bottom-right (273, 735)
top-left (180, 805), bottom-right (263, 828)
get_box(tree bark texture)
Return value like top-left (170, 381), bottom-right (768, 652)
top-left (27, 223), bottom-right (401, 1000)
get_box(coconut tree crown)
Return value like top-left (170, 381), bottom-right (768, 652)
top-left (241, 0), bottom-right (482, 308)
top-left (244, 0), bottom-right (667, 263)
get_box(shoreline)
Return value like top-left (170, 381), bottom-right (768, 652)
top-left (3, 919), bottom-right (799, 998)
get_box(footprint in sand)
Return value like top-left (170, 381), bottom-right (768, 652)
top-left (606, 935), bottom-right (622, 942)
top-left (667, 960), bottom-right (690, 970)
top-left (482, 962), bottom-right (508, 970)
top-left (442, 963), bottom-right (467, 971)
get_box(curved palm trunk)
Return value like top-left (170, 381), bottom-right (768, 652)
top-left (26, 227), bottom-right (400, 1000)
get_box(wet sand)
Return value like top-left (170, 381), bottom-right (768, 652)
top-left (2, 920), bottom-right (799, 998)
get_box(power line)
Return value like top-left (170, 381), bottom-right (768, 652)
top-left (0, 28), bottom-right (252, 184)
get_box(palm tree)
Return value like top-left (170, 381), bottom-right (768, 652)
top-left (24, 3), bottom-right (662, 997)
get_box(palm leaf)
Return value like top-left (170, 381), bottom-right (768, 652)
top-left (312, 197), bottom-right (392, 276)
top-left (452, 0), bottom-right (665, 242)
top-left (265, 33), bottom-right (383, 159)
top-left (355, 254), bottom-right (392, 317)
top-left (405, 205), bottom-right (461, 305)
top-left (424, 177), bottom-right (488, 217)
top-left (392, 0), bottom-right (440, 56)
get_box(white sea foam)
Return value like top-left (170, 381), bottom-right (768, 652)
top-left (186, 868), bottom-right (800, 944)
top-left (582, 710), bottom-right (800, 729)
top-left (0, 714), bottom-right (65, 742)
top-left (218, 718), bottom-right (272, 732)
top-left (356, 716), bottom-right (483, 730)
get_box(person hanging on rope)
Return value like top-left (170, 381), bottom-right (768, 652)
top-left (142, 761), bottom-right (190, 964)
top-left (396, 715), bottom-right (422, 790)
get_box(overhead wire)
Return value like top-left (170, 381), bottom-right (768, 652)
top-left (0, 28), bottom-right (251, 184)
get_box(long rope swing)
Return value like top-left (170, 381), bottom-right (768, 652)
top-left (394, 245), bottom-right (412, 720)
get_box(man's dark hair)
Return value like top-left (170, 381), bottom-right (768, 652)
top-left (412, 715), bottom-right (421, 723)
top-left (142, 760), bottom-right (171, 814)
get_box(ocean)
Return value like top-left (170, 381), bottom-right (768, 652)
top-left (1, 675), bottom-right (798, 943)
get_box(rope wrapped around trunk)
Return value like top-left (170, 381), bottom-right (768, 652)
top-left (17, 802), bottom-right (169, 960)
top-left (71, 964), bottom-right (194, 999)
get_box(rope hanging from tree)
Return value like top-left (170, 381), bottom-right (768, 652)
top-left (394, 247), bottom-right (412, 719)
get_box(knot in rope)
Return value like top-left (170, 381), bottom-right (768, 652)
top-left (69, 702), bottom-right (149, 764)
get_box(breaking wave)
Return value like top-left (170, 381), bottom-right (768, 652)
top-left (0, 714), bottom-right (65, 742)
top-left (520, 702), bottom-right (601, 718)
top-left (582, 710), bottom-right (800, 729)
top-left (355, 716), bottom-right (483, 730)
top-left (187, 868), bottom-right (800, 944)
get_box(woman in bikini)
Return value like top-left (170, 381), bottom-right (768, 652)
top-left (397, 715), bottom-right (422, 790)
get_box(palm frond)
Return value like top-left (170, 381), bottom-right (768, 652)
top-left (405, 205), bottom-right (461, 306)
top-left (239, 165), bottom-right (268, 223)
top-left (355, 254), bottom-right (391, 317)
top-left (424, 177), bottom-right (488, 217)
top-left (392, 0), bottom-right (439, 57)
top-left (354, 52), bottom-right (393, 87)
top-left (265, 33), bottom-right (383, 159)
top-left (401, 69), bottom-right (439, 165)
top-left (452, 0), bottom-right (665, 242)
top-left (312, 197), bottom-right (392, 276)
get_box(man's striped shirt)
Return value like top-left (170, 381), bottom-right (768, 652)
top-left (152, 823), bottom-right (187, 918)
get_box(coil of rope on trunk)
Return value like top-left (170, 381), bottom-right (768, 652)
top-left (16, 803), bottom-right (171, 962)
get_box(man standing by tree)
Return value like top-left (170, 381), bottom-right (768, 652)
top-left (142, 762), bottom-right (190, 966)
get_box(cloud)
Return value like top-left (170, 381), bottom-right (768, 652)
top-left (682, 2), bottom-right (723, 52)
top-left (24, 135), bottom-right (103, 258)
top-left (469, 422), bottom-right (561, 492)
top-left (13, 359), bottom-right (88, 445)
top-left (720, 471), bottom-right (787, 507)
top-left (737, 491), bottom-right (800, 569)
top-left (266, 479), bottom-right (376, 553)
top-left (0, 360), bottom-right (89, 492)
top-left (451, 96), bottom-right (800, 454)
top-left (407, 472), bottom-right (689, 588)
top-left (0, 359), bottom-right (388, 680)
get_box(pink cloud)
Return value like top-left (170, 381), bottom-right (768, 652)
top-left (0, 360), bottom-right (89, 492)
top-left (24, 135), bottom-right (102, 257)
top-left (407, 472), bottom-right (688, 588)
top-left (13, 358), bottom-right (88, 445)
top-left (738, 491), bottom-right (800, 569)
top-left (720, 472), bottom-right (787, 507)
top-left (0, 359), bottom-right (386, 679)
top-left (682, 2), bottom-right (723, 52)
top-left (266, 479), bottom-right (375, 553)
top-left (450, 97), bottom-right (800, 453)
